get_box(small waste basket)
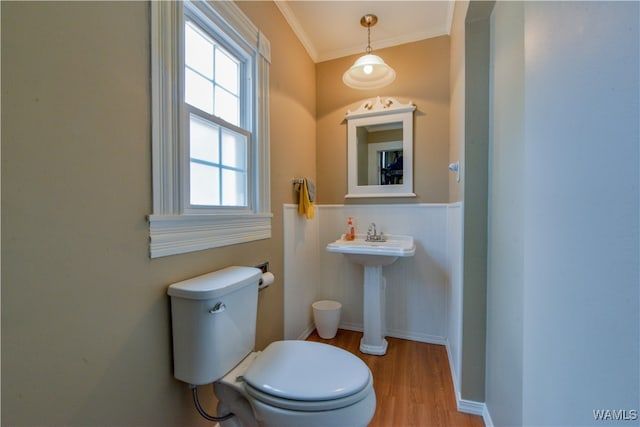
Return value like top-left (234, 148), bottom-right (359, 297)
top-left (312, 300), bottom-right (342, 339)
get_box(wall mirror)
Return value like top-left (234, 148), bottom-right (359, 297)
top-left (345, 97), bottom-right (416, 198)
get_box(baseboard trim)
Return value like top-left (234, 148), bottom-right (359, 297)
top-left (338, 323), bottom-right (446, 346)
top-left (296, 324), bottom-right (315, 340)
top-left (482, 404), bottom-right (495, 427)
top-left (458, 397), bottom-right (485, 416)
top-left (338, 322), bottom-right (363, 333)
top-left (385, 328), bottom-right (447, 345)
top-left (444, 341), bottom-right (492, 423)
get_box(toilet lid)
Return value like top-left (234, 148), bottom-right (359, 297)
top-left (243, 341), bottom-right (371, 401)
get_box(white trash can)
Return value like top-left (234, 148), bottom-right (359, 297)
top-left (312, 300), bottom-right (342, 339)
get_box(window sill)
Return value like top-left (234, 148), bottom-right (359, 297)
top-left (148, 213), bottom-right (272, 258)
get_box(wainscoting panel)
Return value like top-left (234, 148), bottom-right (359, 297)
top-left (283, 203), bottom-right (463, 347)
top-left (283, 205), bottom-right (319, 340)
top-left (317, 204), bottom-right (450, 344)
top-left (446, 202), bottom-right (464, 395)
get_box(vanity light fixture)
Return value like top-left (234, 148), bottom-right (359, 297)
top-left (343, 14), bottom-right (396, 90)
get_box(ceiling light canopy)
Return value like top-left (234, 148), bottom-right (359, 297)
top-left (343, 14), bottom-right (396, 90)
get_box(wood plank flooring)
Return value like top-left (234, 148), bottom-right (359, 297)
top-left (307, 329), bottom-right (485, 427)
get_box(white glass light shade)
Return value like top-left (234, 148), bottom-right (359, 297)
top-left (342, 54), bottom-right (396, 90)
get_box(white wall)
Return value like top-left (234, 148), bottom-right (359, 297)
top-left (522, 2), bottom-right (639, 424)
top-left (446, 203), bottom-right (464, 398)
top-left (486, 1), bottom-right (525, 425)
top-left (486, 2), bottom-right (640, 425)
top-left (283, 203), bottom-right (464, 372)
top-left (317, 204), bottom-right (450, 343)
top-left (283, 205), bottom-right (319, 340)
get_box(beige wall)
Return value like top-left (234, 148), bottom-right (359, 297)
top-left (316, 37), bottom-right (450, 204)
top-left (237, 2), bottom-right (317, 208)
top-left (1, 1), bottom-right (315, 425)
top-left (449, 1), bottom-right (469, 202)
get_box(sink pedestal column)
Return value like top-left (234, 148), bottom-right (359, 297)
top-left (360, 265), bottom-right (388, 355)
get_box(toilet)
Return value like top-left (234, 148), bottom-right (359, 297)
top-left (167, 266), bottom-right (376, 427)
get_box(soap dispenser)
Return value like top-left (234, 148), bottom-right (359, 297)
top-left (345, 217), bottom-right (355, 241)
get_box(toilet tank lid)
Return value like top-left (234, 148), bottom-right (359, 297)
top-left (167, 266), bottom-right (262, 300)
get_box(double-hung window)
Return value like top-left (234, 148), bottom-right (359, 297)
top-left (184, 17), bottom-right (247, 209)
top-left (149, 1), bottom-right (271, 258)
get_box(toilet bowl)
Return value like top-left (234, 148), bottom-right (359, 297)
top-left (215, 341), bottom-right (375, 427)
top-left (167, 266), bottom-right (376, 427)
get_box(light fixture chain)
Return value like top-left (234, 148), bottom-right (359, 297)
top-left (366, 22), bottom-right (372, 54)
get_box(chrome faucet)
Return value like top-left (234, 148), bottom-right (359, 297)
top-left (366, 222), bottom-right (386, 242)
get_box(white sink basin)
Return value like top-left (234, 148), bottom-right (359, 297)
top-left (326, 234), bottom-right (415, 266)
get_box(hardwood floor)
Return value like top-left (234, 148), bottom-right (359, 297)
top-left (307, 329), bottom-right (485, 427)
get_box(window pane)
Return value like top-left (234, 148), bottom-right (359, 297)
top-left (215, 47), bottom-right (239, 95)
top-left (190, 115), bottom-right (219, 164)
top-left (214, 87), bottom-right (239, 126)
top-left (181, 5), bottom-right (252, 211)
top-left (221, 129), bottom-right (246, 170)
top-left (185, 22), bottom-right (213, 79)
top-left (185, 68), bottom-right (213, 114)
top-left (221, 169), bottom-right (246, 206)
top-left (190, 163), bottom-right (220, 206)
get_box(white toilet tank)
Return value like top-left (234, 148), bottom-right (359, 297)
top-left (167, 266), bottom-right (262, 385)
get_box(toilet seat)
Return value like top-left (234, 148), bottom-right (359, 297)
top-left (243, 341), bottom-right (372, 410)
top-left (244, 376), bottom-right (373, 412)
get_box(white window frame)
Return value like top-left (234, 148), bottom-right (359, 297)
top-left (149, 0), bottom-right (271, 258)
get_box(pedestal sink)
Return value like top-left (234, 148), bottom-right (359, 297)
top-left (326, 234), bottom-right (415, 355)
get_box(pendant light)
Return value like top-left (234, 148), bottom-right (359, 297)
top-left (343, 14), bottom-right (396, 90)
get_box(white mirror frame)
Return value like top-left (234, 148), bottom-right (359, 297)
top-left (345, 97), bottom-right (416, 198)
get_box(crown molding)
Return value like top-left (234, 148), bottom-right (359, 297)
top-left (274, 0), bottom-right (455, 64)
top-left (274, 0), bottom-right (319, 62)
